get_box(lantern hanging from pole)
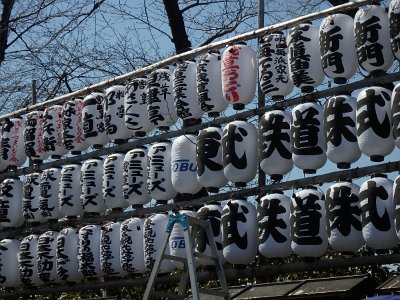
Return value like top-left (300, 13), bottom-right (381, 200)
top-left (195, 203), bottom-right (224, 266)
top-left (62, 98), bottom-right (88, 154)
top-left (171, 134), bottom-right (202, 195)
top-left (23, 172), bottom-right (45, 223)
top-left (287, 22), bottom-right (325, 93)
top-left (123, 147), bottom-right (150, 206)
top-left (104, 85), bottom-right (131, 142)
top-left (258, 192), bottom-right (292, 258)
top-left (39, 168), bottom-right (63, 221)
top-left (82, 91), bottom-right (109, 148)
top-left (291, 101), bottom-right (326, 173)
top-left (222, 198), bottom-right (257, 265)
top-left (196, 126), bottom-right (227, 193)
top-left (147, 141), bottom-right (177, 202)
top-left (291, 186), bottom-right (328, 258)
top-left (56, 227), bottom-right (82, 283)
top-left (19, 234), bottom-right (41, 286)
top-left (1, 117), bottom-right (26, 168)
top-left (196, 51), bottom-right (228, 117)
top-left (0, 178), bottom-right (24, 228)
top-left (37, 231), bottom-right (59, 283)
top-left (124, 78), bottom-right (154, 137)
top-left (391, 83), bottom-right (400, 148)
top-left (78, 224), bottom-right (104, 277)
top-left (259, 110), bottom-right (293, 181)
top-left (100, 221), bottom-right (126, 277)
top-left (24, 111), bottom-right (48, 162)
top-left (360, 174), bottom-right (398, 250)
top-left (43, 105), bottom-right (67, 158)
top-left (147, 68), bottom-right (178, 131)
top-left (222, 120), bottom-right (258, 187)
top-left (173, 60), bottom-right (203, 125)
top-left (103, 153), bottom-right (128, 210)
top-left (144, 213), bottom-right (174, 273)
top-left (59, 164), bottom-right (83, 217)
top-left (325, 181), bottom-right (363, 253)
top-left (356, 86), bottom-right (394, 162)
top-left (393, 174), bottom-right (400, 238)
top-left (81, 158), bottom-right (106, 214)
top-left (389, 0), bottom-right (400, 60)
top-left (120, 217), bottom-right (146, 274)
top-left (221, 43), bottom-right (257, 110)
top-left (319, 14), bottom-right (358, 84)
top-left (0, 239), bottom-right (20, 288)
top-left (259, 32), bottom-right (293, 99)
top-left (324, 95), bottom-right (361, 169)
top-left (354, 5), bottom-right (394, 75)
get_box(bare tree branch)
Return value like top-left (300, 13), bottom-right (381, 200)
top-left (0, 0), bottom-right (15, 65)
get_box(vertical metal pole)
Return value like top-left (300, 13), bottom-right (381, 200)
top-left (257, 0), bottom-right (266, 188)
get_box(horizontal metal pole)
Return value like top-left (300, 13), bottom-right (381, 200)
top-left (1, 71), bottom-right (398, 182)
top-left (0, 0), bottom-right (372, 122)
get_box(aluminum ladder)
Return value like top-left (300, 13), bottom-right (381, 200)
top-left (142, 213), bottom-right (231, 300)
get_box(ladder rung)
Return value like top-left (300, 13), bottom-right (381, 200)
top-left (194, 251), bottom-right (217, 262)
top-left (163, 254), bottom-right (187, 263)
top-left (199, 288), bottom-right (230, 297)
top-left (150, 290), bottom-right (183, 299)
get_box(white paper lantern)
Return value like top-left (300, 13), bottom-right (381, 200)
top-left (319, 14), bottom-right (358, 84)
top-left (259, 110), bottom-right (293, 180)
top-left (195, 203), bottom-right (224, 266)
top-left (78, 224), bottom-right (104, 277)
top-left (259, 32), bottom-right (293, 99)
top-left (196, 51), bottom-right (228, 117)
top-left (173, 60), bottom-right (203, 124)
top-left (258, 192), bottom-right (292, 258)
top-left (59, 164), bottom-right (83, 217)
top-left (291, 186), bottom-right (328, 258)
top-left (169, 210), bottom-right (197, 269)
top-left (147, 68), bottom-right (178, 130)
top-left (123, 147), bottom-right (150, 206)
top-left (100, 222), bottom-right (126, 277)
top-left (82, 91), bottom-right (109, 148)
top-left (1, 117), bottom-right (26, 167)
top-left (196, 126), bottom-right (227, 192)
top-left (124, 78), bottom-right (154, 137)
top-left (39, 168), bottom-right (63, 221)
top-left (104, 85), bottom-right (131, 142)
top-left (291, 101), bottom-right (326, 173)
top-left (356, 86), bottom-right (394, 161)
top-left (0, 239), bottom-right (21, 287)
top-left (171, 134), bottom-right (202, 195)
top-left (147, 141), bottom-right (177, 202)
top-left (389, 0), bottom-right (400, 60)
top-left (23, 173), bottom-right (45, 223)
top-left (120, 217), bottom-right (146, 274)
top-left (37, 231), bottom-right (59, 283)
top-left (144, 213), bottom-right (174, 273)
top-left (324, 95), bottom-right (361, 168)
top-left (62, 98), bottom-right (88, 154)
top-left (57, 227), bottom-right (82, 283)
top-left (287, 22), bottom-right (325, 93)
top-left (0, 178), bottom-right (24, 228)
top-left (221, 43), bottom-right (257, 110)
top-left (24, 111), bottom-right (48, 162)
top-left (222, 199), bottom-right (257, 265)
top-left (81, 158), bottom-right (106, 214)
top-left (354, 5), bottom-right (394, 75)
top-left (393, 174), bottom-right (400, 238)
top-left (325, 181), bottom-right (364, 253)
top-left (43, 105), bottom-right (67, 158)
top-left (19, 234), bottom-right (41, 286)
top-left (222, 120), bottom-right (258, 187)
top-left (360, 175), bottom-right (398, 250)
top-left (391, 83), bottom-right (400, 148)
top-left (103, 153), bottom-right (127, 210)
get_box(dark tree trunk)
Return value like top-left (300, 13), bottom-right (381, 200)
top-left (0, 0), bottom-right (15, 66)
top-left (162, 0), bottom-right (192, 54)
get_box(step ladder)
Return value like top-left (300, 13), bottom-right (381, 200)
top-left (143, 213), bottom-right (231, 300)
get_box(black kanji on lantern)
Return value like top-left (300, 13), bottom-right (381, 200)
top-left (320, 25), bottom-right (344, 74)
top-left (259, 198), bottom-right (288, 244)
top-left (222, 201), bottom-right (249, 249)
top-left (389, 10), bottom-right (400, 54)
top-left (195, 207), bottom-right (222, 252)
top-left (222, 123), bottom-right (248, 169)
top-left (197, 130), bottom-right (223, 177)
top-left (260, 113), bottom-right (291, 160)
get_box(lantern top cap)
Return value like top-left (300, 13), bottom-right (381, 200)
top-left (371, 173), bottom-right (388, 179)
